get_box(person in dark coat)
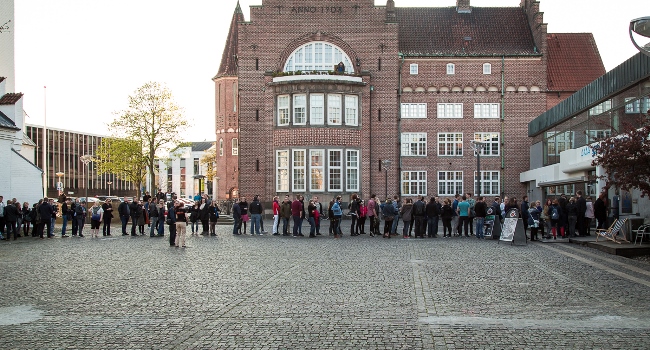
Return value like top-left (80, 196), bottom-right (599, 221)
top-left (167, 202), bottom-right (177, 246)
top-left (38, 198), bottom-right (54, 239)
top-left (118, 199), bottom-right (130, 235)
top-left (4, 200), bottom-right (19, 240)
top-left (593, 193), bottom-right (608, 229)
top-left (575, 190), bottom-right (587, 236)
top-left (232, 201), bottom-right (242, 235)
top-left (199, 198), bottom-right (210, 235)
top-left (102, 200), bottom-right (114, 236)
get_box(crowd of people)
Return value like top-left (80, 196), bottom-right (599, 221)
top-left (0, 189), bottom-right (614, 243)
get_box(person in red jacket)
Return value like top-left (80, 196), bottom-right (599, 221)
top-left (291, 195), bottom-right (303, 237)
top-left (272, 196), bottom-right (280, 235)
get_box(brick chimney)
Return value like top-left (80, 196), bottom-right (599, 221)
top-left (457, 0), bottom-right (471, 13)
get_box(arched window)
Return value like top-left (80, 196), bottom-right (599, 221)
top-left (284, 42), bottom-right (354, 73)
top-left (219, 139), bottom-right (224, 156)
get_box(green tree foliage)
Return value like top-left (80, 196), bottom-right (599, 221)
top-left (109, 82), bottom-right (189, 193)
top-left (94, 138), bottom-right (147, 196)
top-left (200, 143), bottom-right (217, 182)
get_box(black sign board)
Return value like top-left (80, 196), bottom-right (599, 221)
top-left (500, 208), bottom-right (527, 245)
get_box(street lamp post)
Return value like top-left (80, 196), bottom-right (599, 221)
top-left (80, 155), bottom-right (93, 216)
top-left (193, 174), bottom-right (206, 197)
top-left (55, 171), bottom-right (64, 196)
top-left (382, 159), bottom-right (391, 200)
top-left (107, 181), bottom-right (113, 196)
top-left (630, 17), bottom-right (650, 57)
top-left (470, 141), bottom-right (486, 198)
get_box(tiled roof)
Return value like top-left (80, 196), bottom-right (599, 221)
top-left (215, 1), bottom-right (244, 79)
top-left (191, 141), bottom-right (215, 152)
top-left (23, 134), bottom-right (37, 147)
top-left (394, 7), bottom-right (538, 56)
top-left (547, 33), bottom-right (605, 92)
top-left (0, 93), bottom-right (23, 105)
top-left (0, 110), bottom-right (19, 130)
top-left (0, 77), bottom-right (5, 83)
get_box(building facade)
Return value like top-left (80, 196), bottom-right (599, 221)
top-left (215, 0), bottom-right (604, 201)
top-left (521, 53), bottom-right (650, 217)
top-left (25, 125), bottom-right (136, 199)
top-left (156, 142), bottom-right (216, 199)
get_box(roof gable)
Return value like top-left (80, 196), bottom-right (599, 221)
top-left (191, 141), bottom-right (215, 152)
top-left (0, 110), bottom-right (19, 130)
top-left (395, 7), bottom-right (538, 56)
top-left (547, 33), bottom-right (605, 91)
top-left (215, 2), bottom-right (244, 79)
top-left (0, 92), bottom-right (23, 105)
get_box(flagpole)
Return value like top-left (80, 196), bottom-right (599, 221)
top-left (43, 85), bottom-right (47, 198)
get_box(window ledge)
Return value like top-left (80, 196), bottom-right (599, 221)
top-left (271, 74), bottom-right (363, 84)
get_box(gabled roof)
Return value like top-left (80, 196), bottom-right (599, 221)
top-left (395, 7), bottom-right (538, 56)
top-left (547, 33), bottom-right (605, 92)
top-left (0, 93), bottom-right (23, 105)
top-left (191, 141), bottom-right (215, 152)
top-left (0, 77), bottom-right (5, 83)
top-left (0, 110), bottom-right (19, 130)
top-left (23, 134), bottom-right (37, 146)
top-left (214, 1), bottom-right (244, 79)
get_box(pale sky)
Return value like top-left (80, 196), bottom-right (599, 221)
top-left (13, 0), bottom-right (647, 141)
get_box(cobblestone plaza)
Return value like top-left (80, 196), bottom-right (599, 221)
top-left (2, 223), bottom-right (650, 349)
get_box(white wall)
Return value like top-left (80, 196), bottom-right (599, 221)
top-left (0, 0), bottom-right (15, 92)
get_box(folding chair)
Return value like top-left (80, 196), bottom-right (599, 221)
top-left (634, 222), bottom-right (650, 245)
top-left (596, 218), bottom-right (629, 244)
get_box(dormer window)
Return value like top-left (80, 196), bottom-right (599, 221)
top-left (483, 63), bottom-right (491, 75)
top-left (446, 63), bottom-right (455, 75)
top-left (410, 63), bottom-right (418, 75)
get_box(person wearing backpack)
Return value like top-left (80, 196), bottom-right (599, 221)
top-left (89, 201), bottom-right (104, 238)
top-left (331, 196), bottom-right (343, 238)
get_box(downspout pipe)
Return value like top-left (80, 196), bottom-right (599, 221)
top-left (398, 52), bottom-right (405, 197)
top-left (500, 55), bottom-right (505, 197)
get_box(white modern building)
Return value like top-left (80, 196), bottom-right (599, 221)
top-left (156, 142), bottom-right (216, 199)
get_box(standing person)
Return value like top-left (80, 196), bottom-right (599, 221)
top-left (239, 197), bottom-right (249, 234)
top-left (49, 198), bottom-right (58, 237)
top-left (330, 196), bottom-right (343, 238)
top-left (575, 190), bottom-right (587, 236)
top-left (89, 201), bottom-right (104, 238)
top-left (232, 200), bottom-right (241, 236)
top-left (4, 200), bottom-right (18, 240)
top-left (189, 201), bottom-right (200, 235)
top-left (148, 199), bottom-right (160, 237)
top-left (21, 202), bottom-right (32, 237)
top-left (209, 201), bottom-right (220, 236)
top-left (520, 195), bottom-right (530, 236)
top-left (313, 196), bottom-right (323, 235)
top-left (357, 200), bottom-right (367, 235)
top-left (69, 199), bottom-right (78, 236)
top-left (474, 196), bottom-right (487, 239)
top-left (60, 198), bottom-right (70, 237)
top-left (527, 202), bottom-right (541, 241)
top-left (174, 201), bottom-right (188, 248)
top-left (594, 193), bottom-right (608, 230)
top-left (566, 197), bottom-right (578, 238)
top-left (400, 198), bottom-right (413, 239)
top-left (307, 199), bottom-right (318, 238)
top-left (298, 195), bottom-right (307, 236)
top-left (391, 195), bottom-right (401, 235)
top-left (466, 193), bottom-right (476, 236)
top-left (367, 194), bottom-right (378, 237)
top-left (550, 199), bottom-right (561, 239)
top-left (412, 196), bottom-right (426, 238)
top-left (584, 196), bottom-right (594, 236)
top-left (167, 201), bottom-right (177, 245)
top-left (155, 189), bottom-right (166, 202)
top-left (451, 194), bottom-right (460, 236)
top-left (542, 199), bottom-right (552, 238)
top-left (249, 195), bottom-right (263, 235)
top-left (611, 191), bottom-right (620, 221)
top-left (0, 196), bottom-right (5, 239)
top-left (280, 195), bottom-right (292, 236)
top-left (272, 196), bottom-right (280, 235)
top-left (426, 197), bottom-right (441, 238)
top-left (199, 198), bottom-right (210, 235)
top-left (39, 197), bottom-right (54, 239)
top-left (101, 199), bottom-right (113, 236)
top-left (130, 199), bottom-right (141, 236)
top-left (441, 199), bottom-right (454, 238)
top-left (118, 198), bottom-right (130, 236)
top-left (348, 194), bottom-right (360, 236)
top-left (291, 195), bottom-right (303, 237)
top-left (382, 198), bottom-right (397, 238)
top-left (457, 195), bottom-right (470, 237)
top-left (137, 200), bottom-right (147, 235)
top-left (74, 200), bottom-right (86, 238)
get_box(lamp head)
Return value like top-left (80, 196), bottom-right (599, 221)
top-left (630, 17), bottom-right (650, 57)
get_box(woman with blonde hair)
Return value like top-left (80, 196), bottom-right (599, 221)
top-left (89, 200), bottom-right (104, 238)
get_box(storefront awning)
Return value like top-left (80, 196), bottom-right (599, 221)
top-left (538, 176), bottom-right (587, 187)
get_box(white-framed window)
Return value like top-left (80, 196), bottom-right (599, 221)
top-left (546, 131), bottom-right (574, 156)
top-left (346, 150), bottom-right (359, 192)
top-left (276, 150), bottom-right (289, 192)
top-left (328, 94), bottom-right (342, 125)
top-left (284, 41), bottom-right (354, 73)
top-left (483, 63), bottom-right (491, 75)
top-left (231, 138), bottom-right (239, 156)
top-left (401, 103), bottom-right (427, 119)
top-left (589, 100), bottom-right (612, 116)
top-left (345, 95), bottom-right (358, 126)
top-left (437, 103), bottom-right (463, 118)
top-left (293, 94), bottom-right (306, 125)
top-left (446, 63), bottom-right (455, 75)
top-left (438, 133), bottom-right (463, 156)
top-left (310, 94), bottom-right (324, 125)
top-left (474, 171), bottom-right (500, 196)
top-left (292, 149), bottom-right (306, 192)
top-left (473, 132), bottom-right (500, 156)
top-left (438, 171), bottom-right (463, 196)
top-left (625, 97), bottom-right (649, 114)
top-left (219, 139), bottom-right (224, 157)
top-left (402, 171), bottom-right (427, 196)
top-left (474, 103), bottom-right (499, 118)
top-left (586, 130), bottom-right (611, 143)
top-left (410, 63), bottom-right (418, 75)
top-left (277, 95), bottom-right (290, 126)
top-left (309, 149), bottom-right (325, 191)
top-left (401, 132), bottom-right (427, 156)
top-left (328, 150), bottom-right (343, 191)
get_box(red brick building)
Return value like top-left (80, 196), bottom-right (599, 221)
top-left (213, 0), bottom-right (604, 201)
